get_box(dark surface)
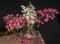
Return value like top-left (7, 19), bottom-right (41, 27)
top-left (0, 0), bottom-right (60, 44)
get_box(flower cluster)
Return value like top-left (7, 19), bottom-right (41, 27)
top-left (3, 14), bottom-right (28, 31)
top-left (3, 3), bottom-right (59, 32)
top-left (36, 8), bottom-right (58, 24)
top-left (21, 3), bottom-right (36, 25)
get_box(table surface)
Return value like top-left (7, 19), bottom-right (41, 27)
top-left (0, 35), bottom-right (46, 44)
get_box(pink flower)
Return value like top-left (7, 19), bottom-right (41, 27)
top-left (3, 14), bottom-right (13, 21)
top-left (47, 8), bottom-right (52, 12)
top-left (43, 8), bottom-right (47, 13)
top-left (44, 19), bottom-right (49, 22)
top-left (37, 10), bottom-right (45, 17)
top-left (44, 14), bottom-right (49, 22)
top-left (22, 39), bottom-right (29, 44)
top-left (24, 34), bottom-right (34, 39)
top-left (48, 16), bottom-right (54, 20)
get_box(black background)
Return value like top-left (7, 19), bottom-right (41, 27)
top-left (0, 0), bottom-right (60, 44)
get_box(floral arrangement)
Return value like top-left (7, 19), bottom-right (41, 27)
top-left (3, 2), bottom-right (59, 44)
top-left (3, 3), bottom-right (58, 31)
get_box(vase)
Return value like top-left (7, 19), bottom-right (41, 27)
top-left (19, 29), bottom-right (46, 44)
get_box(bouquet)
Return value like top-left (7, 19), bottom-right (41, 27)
top-left (3, 2), bottom-right (59, 44)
